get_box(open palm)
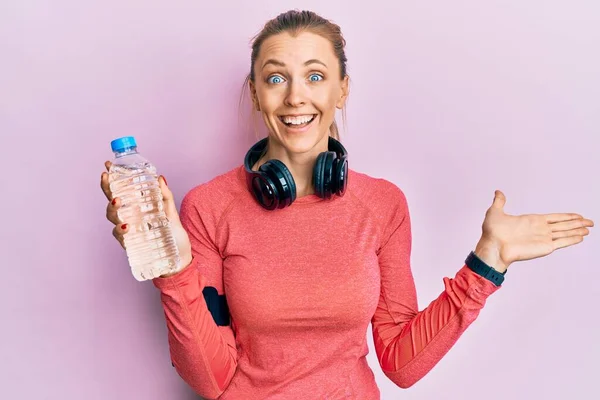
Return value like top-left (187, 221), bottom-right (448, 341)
top-left (478, 190), bottom-right (594, 271)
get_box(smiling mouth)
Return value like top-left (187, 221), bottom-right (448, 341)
top-left (279, 114), bottom-right (317, 129)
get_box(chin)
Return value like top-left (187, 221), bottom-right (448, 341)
top-left (278, 129), bottom-right (329, 154)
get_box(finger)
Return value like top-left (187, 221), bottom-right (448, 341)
top-left (105, 160), bottom-right (112, 171)
top-left (552, 227), bottom-right (590, 240)
top-left (491, 190), bottom-right (506, 210)
top-left (106, 197), bottom-right (123, 225)
top-left (100, 171), bottom-right (112, 201)
top-left (549, 218), bottom-right (594, 232)
top-left (552, 235), bottom-right (584, 251)
top-left (112, 223), bottom-right (129, 249)
top-left (159, 175), bottom-right (180, 222)
top-left (545, 213), bottom-right (583, 223)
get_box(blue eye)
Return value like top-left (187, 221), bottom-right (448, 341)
top-left (268, 75), bottom-right (285, 84)
top-left (309, 74), bottom-right (323, 82)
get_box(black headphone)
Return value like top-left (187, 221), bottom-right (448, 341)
top-left (244, 136), bottom-right (349, 210)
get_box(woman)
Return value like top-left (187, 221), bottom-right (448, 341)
top-left (99, 10), bottom-right (593, 399)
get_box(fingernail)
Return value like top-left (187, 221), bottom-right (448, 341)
top-left (112, 199), bottom-right (116, 206)
top-left (162, 176), bottom-right (168, 186)
top-left (121, 224), bottom-right (127, 230)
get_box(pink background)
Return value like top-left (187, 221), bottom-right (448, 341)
top-left (2, 1), bottom-right (598, 399)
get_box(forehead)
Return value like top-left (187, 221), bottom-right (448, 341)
top-left (257, 31), bottom-right (337, 67)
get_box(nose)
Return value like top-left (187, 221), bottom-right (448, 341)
top-left (284, 80), bottom-right (306, 108)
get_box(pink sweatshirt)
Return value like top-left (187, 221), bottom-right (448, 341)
top-left (152, 165), bottom-right (501, 399)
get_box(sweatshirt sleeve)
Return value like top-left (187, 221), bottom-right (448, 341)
top-left (151, 188), bottom-right (238, 399)
top-left (371, 184), bottom-right (501, 389)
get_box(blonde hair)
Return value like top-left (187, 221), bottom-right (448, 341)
top-left (239, 10), bottom-right (349, 140)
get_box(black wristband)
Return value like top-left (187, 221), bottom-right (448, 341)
top-left (465, 251), bottom-right (506, 286)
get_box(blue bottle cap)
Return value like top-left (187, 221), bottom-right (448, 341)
top-left (111, 136), bottom-right (137, 152)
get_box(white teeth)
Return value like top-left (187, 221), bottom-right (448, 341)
top-left (282, 115), bottom-right (314, 125)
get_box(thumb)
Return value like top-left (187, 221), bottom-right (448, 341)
top-left (159, 175), bottom-right (180, 221)
top-left (491, 190), bottom-right (506, 210)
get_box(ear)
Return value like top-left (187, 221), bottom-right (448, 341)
top-left (336, 75), bottom-right (350, 109)
top-left (249, 79), bottom-right (261, 111)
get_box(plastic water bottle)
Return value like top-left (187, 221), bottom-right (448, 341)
top-left (108, 136), bottom-right (181, 281)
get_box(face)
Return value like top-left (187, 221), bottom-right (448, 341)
top-left (249, 31), bottom-right (349, 156)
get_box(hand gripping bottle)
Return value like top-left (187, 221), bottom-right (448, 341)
top-left (108, 136), bottom-right (181, 280)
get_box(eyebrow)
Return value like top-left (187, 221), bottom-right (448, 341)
top-left (262, 58), bottom-right (328, 70)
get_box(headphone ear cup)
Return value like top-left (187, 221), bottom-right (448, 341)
top-left (322, 152), bottom-right (336, 199)
top-left (260, 159), bottom-right (296, 207)
top-left (313, 152), bottom-right (327, 198)
top-left (330, 157), bottom-right (340, 195)
top-left (314, 152), bottom-right (337, 199)
top-left (334, 155), bottom-right (348, 196)
top-left (250, 165), bottom-right (278, 210)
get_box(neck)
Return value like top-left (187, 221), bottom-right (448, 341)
top-left (255, 135), bottom-right (329, 198)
